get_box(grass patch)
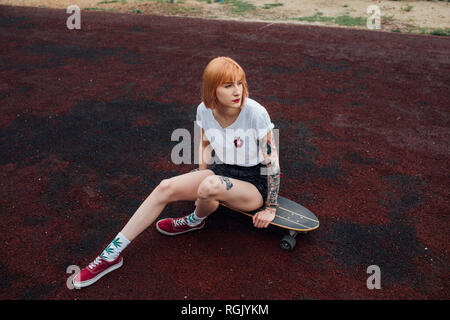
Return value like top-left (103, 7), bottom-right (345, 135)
top-left (84, 7), bottom-right (102, 10)
top-left (402, 5), bottom-right (414, 12)
top-left (429, 28), bottom-right (450, 36)
top-left (262, 3), bottom-right (284, 9)
top-left (222, 0), bottom-right (256, 15)
top-left (292, 12), bottom-right (365, 27)
top-left (168, 6), bottom-right (202, 14)
top-left (405, 25), bottom-right (450, 36)
top-left (292, 12), bottom-right (334, 23)
top-left (334, 14), bottom-right (366, 27)
top-left (97, 0), bottom-right (126, 4)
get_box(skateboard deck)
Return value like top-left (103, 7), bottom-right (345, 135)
top-left (221, 196), bottom-right (319, 251)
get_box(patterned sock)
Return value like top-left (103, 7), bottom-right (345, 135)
top-left (186, 211), bottom-right (206, 227)
top-left (100, 232), bottom-right (130, 262)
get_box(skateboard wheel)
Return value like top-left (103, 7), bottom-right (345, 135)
top-left (280, 235), bottom-right (296, 251)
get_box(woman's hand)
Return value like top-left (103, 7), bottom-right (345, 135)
top-left (252, 207), bottom-right (276, 228)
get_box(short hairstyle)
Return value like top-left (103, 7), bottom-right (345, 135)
top-left (201, 57), bottom-right (248, 109)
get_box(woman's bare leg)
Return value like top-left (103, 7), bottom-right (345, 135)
top-left (120, 169), bottom-right (214, 241)
top-left (194, 175), bottom-right (263, 218)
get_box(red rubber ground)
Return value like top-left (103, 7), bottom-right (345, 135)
top-left (0, 5), bottom-right (449, 300)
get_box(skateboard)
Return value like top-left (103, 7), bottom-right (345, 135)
top-left (221, 196), bottom-right (319, 251)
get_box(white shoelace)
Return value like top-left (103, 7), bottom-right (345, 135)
top-left (173, 217), bottom-right (187, 227)
top-left (88, 256), bottom-right (103, 270)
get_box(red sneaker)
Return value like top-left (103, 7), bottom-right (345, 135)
top-left (73, 255), bottom-right (123, 288)
top-left (156, 216), bottom-right (205, 236)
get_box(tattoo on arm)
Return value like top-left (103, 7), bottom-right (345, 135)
top-left (266, 171), bottom-right (280, 206)
top-left (260, 131), bottom-right (280, 206)
top-left (219, 176), bottom-right (234, 191)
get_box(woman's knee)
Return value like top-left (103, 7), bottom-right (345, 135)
top-left (155, 178), bottom-right (175, 202)
top-left (197, 176), bottom-right (222, 199)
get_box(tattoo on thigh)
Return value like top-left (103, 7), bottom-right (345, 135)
top-left (219, 176), bottom-right (233, 191)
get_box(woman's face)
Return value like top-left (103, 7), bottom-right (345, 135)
top-left (215, 79), bottom-right (243, 110)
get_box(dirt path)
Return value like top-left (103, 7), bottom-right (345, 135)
top-left (1, 0), bottom-right (449, 35)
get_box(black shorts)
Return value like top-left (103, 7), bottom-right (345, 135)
top-left (209, 162), bottom-right (268, 209)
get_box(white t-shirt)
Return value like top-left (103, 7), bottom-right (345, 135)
top-left (196, 97), bottom-right (275, 167)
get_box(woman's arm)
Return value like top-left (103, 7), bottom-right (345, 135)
top-left (198, 128), bottom-right (212, 170)
top-left (260, 130), bottom-right (281, 208)
top-left (252, 130), bottom-right (280, 228)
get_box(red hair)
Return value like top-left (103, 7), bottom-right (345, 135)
top-left (201, 57), bottom-right (248, 109)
